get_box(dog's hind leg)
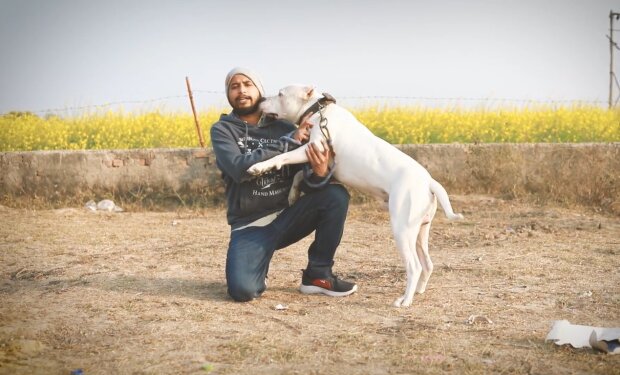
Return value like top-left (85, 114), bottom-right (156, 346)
top-left (389, 186), bottom-right (425, 307)
top-left (415, 197), bottom-right (437, 294)
top-left (415, 223), bottom-right (433, 294)
top-left (392, 224), bottom-right (422, 307)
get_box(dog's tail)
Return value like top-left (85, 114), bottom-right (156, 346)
top-left (430, 179), bottom-right (464, 220)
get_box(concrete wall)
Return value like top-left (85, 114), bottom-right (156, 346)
top-left (1, 144), bottom-right (618, 213)
top-left (0, 148), bottom-right (225, 208)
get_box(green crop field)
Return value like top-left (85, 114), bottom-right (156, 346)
top-left (1, 105), bottom-right (618, 151)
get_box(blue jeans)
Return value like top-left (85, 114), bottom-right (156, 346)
top-left (226, 184), bottom-right (350, 302)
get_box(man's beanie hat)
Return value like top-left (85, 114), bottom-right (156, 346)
top-left (225, 67), bottom-right (265, 97)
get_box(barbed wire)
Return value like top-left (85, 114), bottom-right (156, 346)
top-left (27, 95), bottom-right (189, 115)
top-left (193, 90), bottom-right (225, 94)
top-left (335, 96), bottom-right (608, 105)
top-left (16, 90), bottom-right (610, 116)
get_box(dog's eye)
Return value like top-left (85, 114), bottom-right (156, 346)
top-left (278, 91), bottom-right (283, 97)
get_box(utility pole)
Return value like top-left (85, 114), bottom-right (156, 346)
top-left (609, 10), bottom-right (620, 108)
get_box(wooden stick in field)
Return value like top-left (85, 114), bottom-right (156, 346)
top-left (185, 76), bottom-right (205, 147)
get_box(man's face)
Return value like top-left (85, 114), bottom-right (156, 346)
top-left (227, 74), bottom-right (261, 115)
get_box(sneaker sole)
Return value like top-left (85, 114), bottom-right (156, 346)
top-left (299, 284), bottom-right (358, 297)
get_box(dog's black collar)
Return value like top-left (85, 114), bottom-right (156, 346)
top-left (297, 93), bottom-right (336, 124)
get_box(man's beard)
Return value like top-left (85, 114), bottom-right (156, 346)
top-left (232, 97), bottom-right (264, 116)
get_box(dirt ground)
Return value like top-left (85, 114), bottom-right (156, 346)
top-left (1, 195), bottom-right (619, 375)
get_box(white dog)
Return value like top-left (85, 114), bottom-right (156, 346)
top-left (247, 86), bottom-right (463, 307)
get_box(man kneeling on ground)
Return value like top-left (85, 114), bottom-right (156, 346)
top-left (209, 67), bottom-right (357, 302)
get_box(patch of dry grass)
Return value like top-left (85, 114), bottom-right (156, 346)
top-left (0, 196), bottom-right (619, 374)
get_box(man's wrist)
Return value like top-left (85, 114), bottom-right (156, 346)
top-left (313, 169), bottom-right (328, 177)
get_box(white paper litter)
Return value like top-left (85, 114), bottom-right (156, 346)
top-left (546, 320), bottom-right (620, 354)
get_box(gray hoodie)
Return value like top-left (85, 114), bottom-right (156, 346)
top-left (210, 113), bottom-right (305, 229)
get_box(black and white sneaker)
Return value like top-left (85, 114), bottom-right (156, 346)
top-left (299, 269), bottom-right (358, 297)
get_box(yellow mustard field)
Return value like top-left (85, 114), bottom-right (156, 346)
top-left (0, 106), bottom-right (618, 151)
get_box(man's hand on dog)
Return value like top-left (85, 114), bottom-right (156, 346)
top-left (306, 140), bottom-right (330, 177)
top-left (292, 113), bottom-right (330, 177)
top-left (293, 113), bottom-right (313, 143)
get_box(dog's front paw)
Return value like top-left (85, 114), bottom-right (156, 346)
top-left (247, 162), bottom-right (271, 176)
top-left (247, 166), bottom-right (261, 176)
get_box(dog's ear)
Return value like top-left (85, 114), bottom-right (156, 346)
top-left (304, 86), bottom-right (315, 99)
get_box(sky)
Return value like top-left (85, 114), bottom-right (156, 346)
top-left (0, 0), bottom-right (618, 115)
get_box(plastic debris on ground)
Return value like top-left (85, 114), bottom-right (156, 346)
top-left (545, 320), bottom-right (620, 354)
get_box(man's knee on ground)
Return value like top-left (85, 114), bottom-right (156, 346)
top-left (227, 280), bottom-right (264, 302)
